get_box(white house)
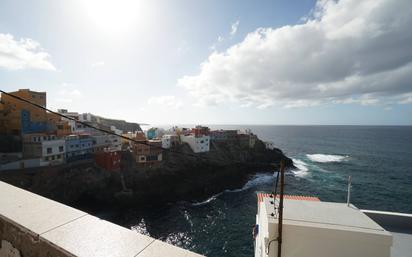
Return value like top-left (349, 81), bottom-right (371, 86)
top-left (22, 134), bottom-right (66, 166)
top-left (108, 126), bottom-right (123, 151)
top-left (41, 139), bottom-right (66, 165)
top-left (79, 113), bottom-right (92, 122)
top-left (180, 135), bottom-right (210, 153)
top-left (161, 135), bottom-right (179, 149)
top-left (264, 141), bottom-right (275, 150)
top-left (91, 134), bottom-right (111, 151)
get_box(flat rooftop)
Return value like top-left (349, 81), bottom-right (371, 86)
top-left (259, 193), bottom-right (412, 257)
top-left (262, 194), bottom-right (390, 236)
top-left (0, 181), bottom-right (204, 257)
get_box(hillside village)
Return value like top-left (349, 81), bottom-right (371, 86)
top-left (0, 89), bottom-right (272, 172)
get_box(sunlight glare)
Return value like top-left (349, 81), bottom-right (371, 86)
top-left (80, 0), bottom-right (148, 35)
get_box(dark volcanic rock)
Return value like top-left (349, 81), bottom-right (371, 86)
top-left (116, 139), bottom-right (292, 206)
top-left (0, 138), bottom-right (292, 210)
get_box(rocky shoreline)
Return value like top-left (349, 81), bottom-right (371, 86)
top-left (0, 138), bottom-right (293, 210)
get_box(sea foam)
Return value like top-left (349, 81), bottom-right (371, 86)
top-left (291, 158), bottom-right (310, 178)
top-left (191, 173), bottom-right (274, 206)
top-left (191, 192), bottom-right (224, 206)
top-left (306, 154), bottom-right (348, 163)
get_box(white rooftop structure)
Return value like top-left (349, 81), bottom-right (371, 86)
top-left (255, 194), bottom-right (393, 257)
top-left (180, 134), bottom-right (210, 153)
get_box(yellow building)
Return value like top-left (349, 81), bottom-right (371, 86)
top-left (0, 89), bottom-right (48, 135)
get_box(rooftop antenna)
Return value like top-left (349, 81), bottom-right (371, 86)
top-left (347, 175), bottom-right (352, 206)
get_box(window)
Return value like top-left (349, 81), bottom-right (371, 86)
top-left (47, 148), bottom-right (52, 154)
top-left (59, 146), bottom-right (64, 152)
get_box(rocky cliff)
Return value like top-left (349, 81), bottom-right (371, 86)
top-left (93, 115), bottom-right (142, 132)
top-left (0, 138), bottom-right (292, 209)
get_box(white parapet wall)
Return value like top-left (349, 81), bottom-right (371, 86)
top-left (0, 181), bottom-right (205, 257)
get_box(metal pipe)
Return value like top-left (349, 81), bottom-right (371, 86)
top-left (277, 159), bottom-right (286, 257)
top-left (347, 175), bottom-right (352, 206)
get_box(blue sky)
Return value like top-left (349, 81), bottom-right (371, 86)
top-left (0, 0), bottom-right (411, 125)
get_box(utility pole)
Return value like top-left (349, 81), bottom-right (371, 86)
top-left (277, 159), bottom-right (286, 257)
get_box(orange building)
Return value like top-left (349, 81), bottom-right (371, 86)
top-left (55, 120), bottom-right (72, 136)
top-left (0, 89), bottom-right (48, 135)
top-left (132, 132), bottom-right (150, 162)
top-left (132, 132), bottom-right (162, 165)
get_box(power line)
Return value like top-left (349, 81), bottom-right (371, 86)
top-left (0, 89), bottom-right (279, 167)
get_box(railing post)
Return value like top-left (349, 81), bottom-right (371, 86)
top-left (347, 175), bottom-right (352, 206)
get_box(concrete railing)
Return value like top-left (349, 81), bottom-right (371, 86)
top-left (362, 209), bottom-right (412, 234)
top-left (0, 181), bottom-right (204, 257)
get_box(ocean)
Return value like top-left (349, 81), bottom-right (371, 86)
top-left (102, 126), bottom-right (412, 257)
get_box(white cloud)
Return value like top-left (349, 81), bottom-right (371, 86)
top-left (179, 0), bottom-right (412, 108)
top-left (0, 33), bottom-right (55, 70)
top-left (335, 95), bottom-right (380, 106)
top-left (60, 89), bottom-right (82, 97)
top-left (147, 95), bottom-right (183, 109)
top-left (54, 83), bottom-right (83, 103)
top-left (210, 21), bottom-right (240, 51)
top-left (230, 20), bottom-right (240, 36)
top-left (91, 61), bottom-right (105, 67)
top-left (398, 93), bottom-right (412, 104)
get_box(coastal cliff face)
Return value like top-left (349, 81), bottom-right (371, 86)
top-left (0, 138), bottom-right (292, 209)
top-left (93, 116), bottom-right (142, 132)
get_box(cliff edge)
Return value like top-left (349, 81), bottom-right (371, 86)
top-left (0, 138), bottom-right (292, 209)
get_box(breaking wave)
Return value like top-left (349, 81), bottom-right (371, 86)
top-left (306, 154), bottom-right (348, 163)
top-left (191, 173), bottom-right (274, 206)
top-left (291, 158), bottom-right (310, 178)
top-left (191, 192), bottom-right (224, 206)
top-left (236, 173), bottom-right (274, 191)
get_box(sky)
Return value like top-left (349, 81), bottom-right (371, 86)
top-left (0, 0), bottom-right (411, 125)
